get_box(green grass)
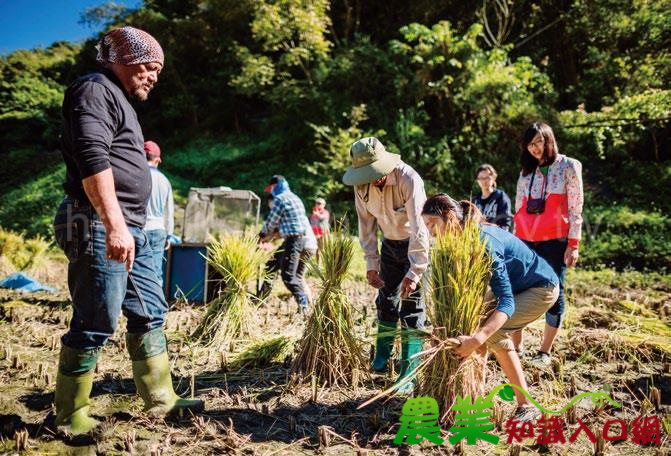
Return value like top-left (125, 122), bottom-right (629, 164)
top-left (162, 135), bottom-right (304, 200)
top-left (0, 165), bottom-right (64, 237)
top-left (567, 268), bottom-right (671, 292)
top-left (580, 206), bottom-right (671, 272)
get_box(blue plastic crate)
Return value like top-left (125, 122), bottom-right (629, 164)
top-left (163, 244), bottom-right (209, 304)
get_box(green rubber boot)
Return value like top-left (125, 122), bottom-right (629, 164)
top-left (54, 345), bottom-right (100, 436)
top-left (372, 320), bottom-right (397, 372)
top-left (395, 329), bottom-right (424, 395)
top-left (127, 329), bottom-right (204, 416)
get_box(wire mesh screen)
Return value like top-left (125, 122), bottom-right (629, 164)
top-left (182, 187), bottom-right (261, 243)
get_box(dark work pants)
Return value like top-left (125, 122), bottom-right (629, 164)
top-left (523, 238), bottom-right (568, 328)
top-left (258, 236), bottom-right (310, 308)
top-left (376, 238), bottom-right (426, 329)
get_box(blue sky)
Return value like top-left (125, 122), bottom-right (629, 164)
top-left (0, 0), bottom-right (142, 55)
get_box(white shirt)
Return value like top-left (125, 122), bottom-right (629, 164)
top-left (145, 166), bottom-right (174, 235)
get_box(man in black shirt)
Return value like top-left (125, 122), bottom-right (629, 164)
top-left (52, 26), bottom-right (202, 439)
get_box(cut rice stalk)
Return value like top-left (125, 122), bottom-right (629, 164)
top-left (230, 335), bottom-right (296, 370)
top-left (418, 220), bottom-right (492, 423)
top-left (291, 224), bottom-right (370, 387)
top-left (192, 232), bottom-right (271, 347)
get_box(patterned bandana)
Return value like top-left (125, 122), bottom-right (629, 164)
top-left (96, 26), bottom-right (164, 67)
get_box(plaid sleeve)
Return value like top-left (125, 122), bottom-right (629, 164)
top-left (262, 200), bottom-right (284, 236)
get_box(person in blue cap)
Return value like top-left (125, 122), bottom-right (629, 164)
top-left (258, 175), bottom-right (313, 313)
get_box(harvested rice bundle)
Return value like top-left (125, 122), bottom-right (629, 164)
top-left (291, 228), bottom-right (370, 387)
top-left (192, 232), bottom-right (271, 346)
top-left (230, 335), bottom-right (296, 370)
top-left (419, 220), bottom-right (491, 422)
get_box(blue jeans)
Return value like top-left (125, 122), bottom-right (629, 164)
top-left (258, 236), bottom-right (310, 308)
top-left (376, 238), bottom-right (426, 329)
top-left (53, 197), bottom-right (167, 350)
top-left (523, 238), bottom-right (567, 328)
top-left (146, 229), bottom-right (167, 288)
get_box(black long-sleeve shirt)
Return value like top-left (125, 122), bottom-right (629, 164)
top-left (60, 69), bottom-right (151, 227)
top-left (473, 189), bottom-right (513, 231)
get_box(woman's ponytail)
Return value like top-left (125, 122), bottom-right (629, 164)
top-left (459, 200), bottom-right (484, 226)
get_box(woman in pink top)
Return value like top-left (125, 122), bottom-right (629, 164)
top-left (513, 122), bottom-right (584, 368)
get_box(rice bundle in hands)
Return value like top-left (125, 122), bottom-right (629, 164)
top-left (291, 228), bottom-right (370, 387)
top-left (192, 232), bottom-right (271, 346)
top-left (420, 220), bottom-right (492, 422)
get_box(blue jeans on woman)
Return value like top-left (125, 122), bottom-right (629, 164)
top-left (523, 238), bottom-right (567, 328)
top-left (53, 197), bottom-right (167, 351)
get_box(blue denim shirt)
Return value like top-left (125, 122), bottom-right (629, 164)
top-left (480, 224), bottom-right (559, 318)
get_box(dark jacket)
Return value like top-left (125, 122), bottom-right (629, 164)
top-left (473, 189), bottom-right (512, 231)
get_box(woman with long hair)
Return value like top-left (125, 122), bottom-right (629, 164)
top-left (422, 194), bottom-right (559, 421)
top-left (513, 122), bottom-right (584, 367)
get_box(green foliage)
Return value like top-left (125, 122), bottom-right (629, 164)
top-left (560, 90), bottom-right (671, 160)
top-left (581, 206), bottom-right (671, 272)
top-left (230, 0), bottom-right (332, 113)
top-left (376, 21), bottom-right (555, 194)
top-left (0, 163), bottom-right (65, 238)
top-left (0, 42), bottom-right (80, 147)
top-left (78, 1), bottom-right (130, 28)
top-left (558, 90), bottom-right (671, 213)
top-left (304, 104), bottom-right (384, 208)
top-left (566, 0), bottom-right (671, 108)
top-left (0, 1), bottom-right (669, 274)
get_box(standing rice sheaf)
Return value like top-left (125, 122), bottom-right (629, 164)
top-left (192, 232), bottom-right (272, 347)
top-left (421, 220), bottom-right (492, 423)
top-left (291, 227), bottom-right (370, 387)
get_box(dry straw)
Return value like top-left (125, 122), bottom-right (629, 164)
top-left (291, 224), bottom-right (370, 387)
top-left (192, 232), bottom-right (271, 346)
top-left (420, 219), bottom-right (492, 423)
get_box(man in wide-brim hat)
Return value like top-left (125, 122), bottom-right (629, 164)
top-left (343, 137), bottom-right (430, 394)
